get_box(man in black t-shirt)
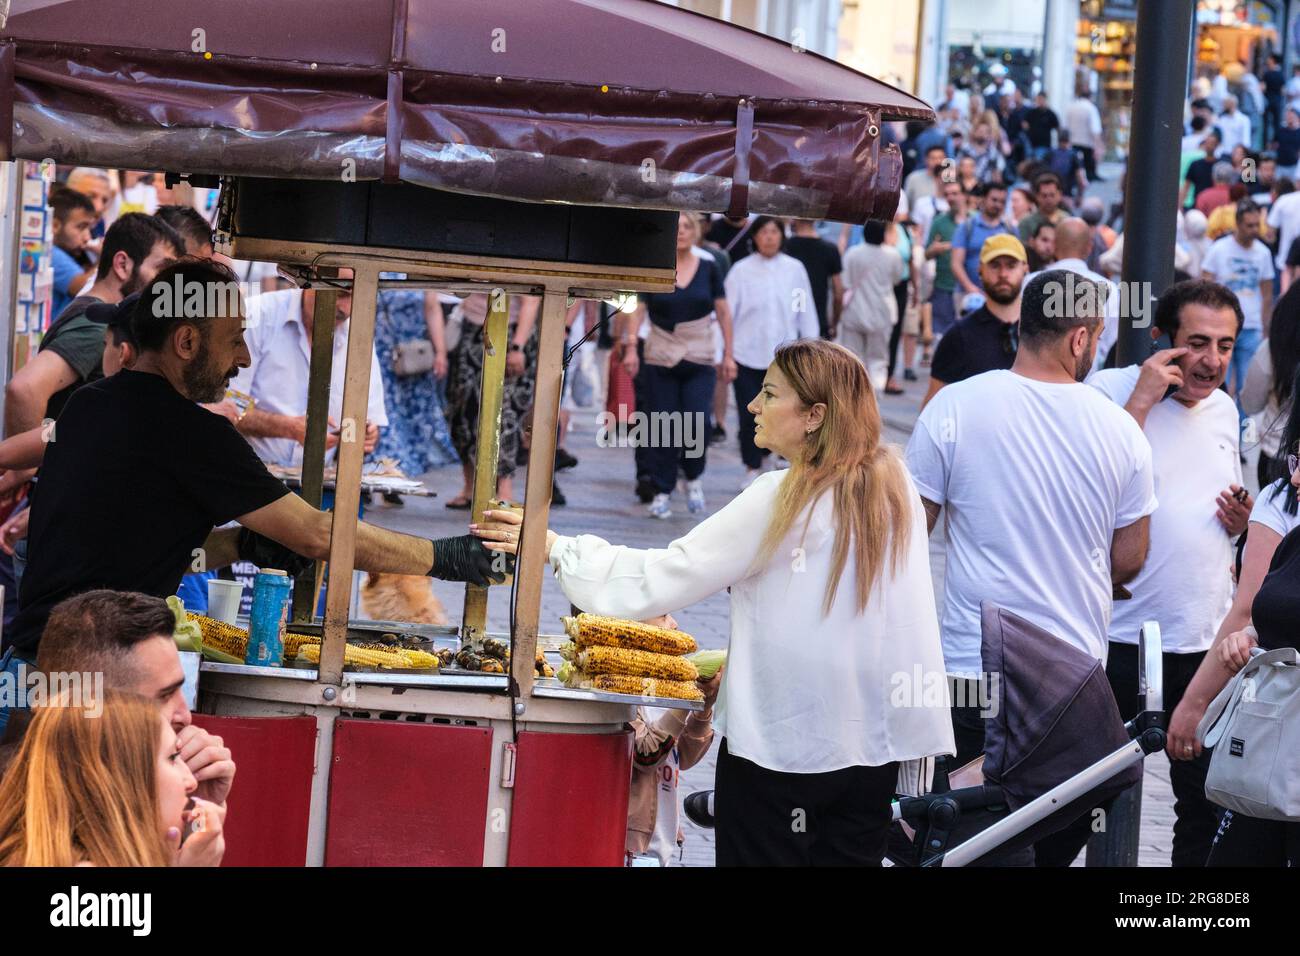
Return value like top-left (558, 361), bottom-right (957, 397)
top-left (705, 215), bottom-right (757, 262)
top-left (1024, 92), bottom-right (1059, 159)
top-left (1181, 132), bottom-right (1221, 209)
top-left (5, 213), bottom-right (182, 438)
top-left (920, 234), bottom-right (1028, 411)
top-left (3, 259), bottom-right (503, 677)
top-left (784, 220), bottom-right (843, 338)
top-left (1263, 54), bottom-right (1285, 146)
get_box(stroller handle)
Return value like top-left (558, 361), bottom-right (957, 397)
top-left (1138, 621), bottom-right (1163, 716)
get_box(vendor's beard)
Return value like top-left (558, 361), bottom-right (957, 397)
top-left (182, 338), bottom-right (233, 403)
top-left (119, 268), bottom-right (147, 298)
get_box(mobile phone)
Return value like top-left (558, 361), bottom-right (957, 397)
top-left (1151, 332), bottom-right (1179, 401)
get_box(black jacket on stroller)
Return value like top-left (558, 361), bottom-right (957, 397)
top-left (891, 602), bottom-right (1163, 866)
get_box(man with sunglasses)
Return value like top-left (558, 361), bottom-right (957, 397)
top-left (920, 233), bottom-right (1027, 411)
top-left (1062, 279), bottom-right (1249, 868)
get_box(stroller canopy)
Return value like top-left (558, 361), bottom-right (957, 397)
top-left (980, 602), bottom-right (1141, 811)
top-left (0, 0), bottom-right (930, 223)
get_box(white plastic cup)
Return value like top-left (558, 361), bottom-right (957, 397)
top-left (207, 579), bottom-right (244, 625)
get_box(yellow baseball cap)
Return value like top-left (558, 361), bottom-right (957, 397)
top-left (980, 233), bottom-right (1027, 265)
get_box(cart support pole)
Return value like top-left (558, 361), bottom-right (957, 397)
top-left (461, 291), bottom-right (510, 644)
top-left (510, 289), bottom-right (568, 699)
top-left (318, 266), bottom-right (380, 685)
top-left (293, 280), bottom-right (339, 622)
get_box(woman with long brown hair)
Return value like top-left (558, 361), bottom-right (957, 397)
top-left (0, 691), bottom-right (225, 866)
top-left (476, 338), bottom-right (953, 865)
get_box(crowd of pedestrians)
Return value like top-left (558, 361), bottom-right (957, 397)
top-left (1, 54), bottom-right (1298, 869)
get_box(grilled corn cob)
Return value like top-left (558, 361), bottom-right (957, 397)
top-left (297, 642), bottom-right (415, 670)
top-left (194, 616), bottom-right (249, 659)
top-left (353, 642), bottom-right (440, 669)
top-left (575, 644), bottom-right (699, 682)
top-left (479, 658), bottom-right (505, 674)
top-left (396, 647), bottom-right (440, 669)
top-left (566, 671), bottom-right (704, 702)
top-left (562, 614), bottom-right (698, 656)
top-left (282, 632), bottom-right (318, 661)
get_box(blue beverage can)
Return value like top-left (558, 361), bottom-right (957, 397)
top-left (246, 569), bottom-right (292, 667)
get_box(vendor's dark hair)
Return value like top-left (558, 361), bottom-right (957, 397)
top-left (155, 205), bottom-right (213, 254)
top-left (132, 256), bottom-right (240, 352)
top-left (95, 213), bottom-right (182, 281)
top-left (1266, 364), bottom-right (1300, 516)
top-left (37, 590), bottom-right (178, 683)
top-left (49, 185), bottom-right (95, 222)
top-left (1153, 279), bottom-right (1244, 338)
top-left (1019, 269), bottom-right (1106, 344)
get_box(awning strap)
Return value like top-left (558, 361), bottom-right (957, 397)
top-left (726, 97), bottom-right (754, 220)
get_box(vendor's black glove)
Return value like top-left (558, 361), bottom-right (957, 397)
top-left (236, 527), bottom-right (315, 577)
top-left (430, 534), bottom-right (510, 587)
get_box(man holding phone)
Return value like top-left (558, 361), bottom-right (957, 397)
top-left (1074, 279), bottom-right (1249, 867)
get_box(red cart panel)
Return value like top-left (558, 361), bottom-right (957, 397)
top-left (325, 720), bottom-right (494, 866)
top-left (192, 714), bottom-right (317, 867)
top-left (508, 730), bottom-right (632, 867)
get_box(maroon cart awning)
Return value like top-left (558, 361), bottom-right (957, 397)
top-left (0, 0), bottom-right (932, 223)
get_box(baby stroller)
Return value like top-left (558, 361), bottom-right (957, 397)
top-left (890, 602), bottom-right (1168, 866)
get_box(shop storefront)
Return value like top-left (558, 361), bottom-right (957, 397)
top-left (1194, 0), bottom-right (1282, 78)
top-left (1076, 0), bottom-right (1137, 161)
top-left (1075, 0), bottom-right (1285, 161)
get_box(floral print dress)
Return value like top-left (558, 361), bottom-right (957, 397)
top-left (371, 288), bottom-right (459, 475)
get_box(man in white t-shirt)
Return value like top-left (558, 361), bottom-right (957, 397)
top-left (1200, 200), bottom-right (1274, 404)
top-left (1082, 279), bottom-right (1249, 868)
top-left (1215, 96), bottom-right (1252, 158)
top-left (232, 280), bottom-right (388, 469)
top-left (839, 220), bottom-right (904, 390)
top-left (1065, 92), bottom-right (1103, 182)
top-left (906, 268), bottom-right (1157, 776)
top-left (1266, 185), bottom-right (1300, 278)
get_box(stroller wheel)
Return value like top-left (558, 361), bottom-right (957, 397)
top-left (683, 790), bottom-right (715, 829)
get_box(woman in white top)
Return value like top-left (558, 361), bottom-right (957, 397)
top-left (722, 217), bottom-right (819, 486)
top-left (1167, 370), bottom-right (1300, 758)
top-left (475, 339), bottom-right (954, 866)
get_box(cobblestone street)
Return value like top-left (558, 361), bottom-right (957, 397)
top-left (367, 325), bottom-right (1181, 867)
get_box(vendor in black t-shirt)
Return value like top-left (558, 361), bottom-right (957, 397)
top-left (4, 259), bottom-right (503, 665)
top-left (920, 233), bottom-right (1028, 411)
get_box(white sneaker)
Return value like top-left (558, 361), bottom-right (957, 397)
top-left (687, 480), bottom-right (706, 514)
top-left (648, 493), bottom-right (673, 519)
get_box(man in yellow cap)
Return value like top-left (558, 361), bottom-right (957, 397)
top-left (921, 233), bottom-right (1028, 410)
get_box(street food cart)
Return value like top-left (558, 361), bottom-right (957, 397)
top-left (0, 0), bottom-right (929, 866)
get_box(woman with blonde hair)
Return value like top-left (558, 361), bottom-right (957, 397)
top-left (0, 691), bottom-right (224, 866)
top-left (475, 338), bottom-right (954, 866)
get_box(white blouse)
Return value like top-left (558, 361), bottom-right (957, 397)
top-left (722, 252), bottom-right (820, 370)
top-left (547, 469), bottom-right (956, 774)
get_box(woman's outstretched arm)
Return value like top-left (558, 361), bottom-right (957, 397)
top-left (479, 473), bottom-right (784, 620)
